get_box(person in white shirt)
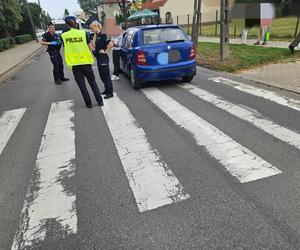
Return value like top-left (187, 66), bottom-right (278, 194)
top-left (111, 28), bottom-right (123, 81)
top-left (111, 31), bottom-right (123, 81)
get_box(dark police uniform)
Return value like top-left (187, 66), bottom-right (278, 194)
top-left (42, 31), bottom-right (65, 83)
top-left (94, 32), bottom-right (113, 95)
top-left (61, 27), bottom-right (103, 107)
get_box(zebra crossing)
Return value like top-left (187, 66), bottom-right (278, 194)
top-left (0, 81), bottom-right (299, 248)
top-left (11, 100), bottom-right (77, 250)
top-left (0, 108), bottom-right (26, 155)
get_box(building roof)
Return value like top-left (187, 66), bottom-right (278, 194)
top-left (141, 0), bottom-right (168, 10)
top-left (100, 0), bottom-right (130, 4)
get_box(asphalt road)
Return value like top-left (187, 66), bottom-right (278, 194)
top-left (0, 50), bottom-right (300, 250)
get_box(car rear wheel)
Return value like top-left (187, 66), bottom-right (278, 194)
top-left (130, 68), bottom-right (142, 89)
top-left (182, 75), bottom-right (194, 83)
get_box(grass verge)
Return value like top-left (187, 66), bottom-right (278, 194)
top-left (197, 42), bottom-right (300, 73)
top-left (183, 16), bottom-right (299, 42)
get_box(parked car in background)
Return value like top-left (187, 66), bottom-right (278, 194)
top-left (36, 29), bottom-right (45, 37)
top-left (120, 24), bottom-right (196, 89)
top-left (52, 19), bottom-right (89, 35)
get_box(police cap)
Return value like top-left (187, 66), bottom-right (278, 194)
top-left (64, 16), bottom-right (77, 23)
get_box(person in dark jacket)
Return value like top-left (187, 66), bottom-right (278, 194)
top-left (41, 22), bottom-right (69, 85)
top-left (89, 21), bottom-right (114, 99)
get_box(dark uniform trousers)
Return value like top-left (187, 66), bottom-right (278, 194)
top-left (112, 50), bottom-right (121, 76)
top-left (72, 64), bottom-right (103, 106)
top-left (49, 50), bottom-right (65, 82)
top-left (97, 54), bottom-right (113, 94)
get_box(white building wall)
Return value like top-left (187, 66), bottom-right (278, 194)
top-left (160, 0), bottom-right (234, 25)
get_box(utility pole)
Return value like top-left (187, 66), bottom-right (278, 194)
top-left (191, 0), bottom-right (202, 46)
top-left (24, 0), bottom-right (39, 42)
top-left (220, 0), bottom-right (230, 60)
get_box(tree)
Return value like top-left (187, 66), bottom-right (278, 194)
top-left (78, 0), bottom-right (101, 15)
top-left (64, 8), bottom-right (70, 17)
top-left (41, 11), bottom-right (52, 28)
top-left (118, 0), bottom-right (131, 28)
top-left (18, 2), bottom-right (43, 36)
top-left (130, 0), bottom-right (146, 12)
top-left (0, 0), bottom-right (22, 37)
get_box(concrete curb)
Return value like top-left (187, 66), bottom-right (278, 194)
top-left (238, 76), bottom-right (300, 95)
top-left (198, 65), bottom-right (300, 96)
top-left (0, 45), bottom-right (44, 83)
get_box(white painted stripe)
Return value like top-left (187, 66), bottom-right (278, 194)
top-left (179, 84), bottom-right (300, 150)
top-left (209, 77), bottom-right (300, 112)
top-left (0, 108), bottom-right (26, 155)
top-left (12, 100), bottom-right (77, 249)
top-left (142, 88), bottom-right (282, 183)
top-left (102, 94), bottom-right (190, 212)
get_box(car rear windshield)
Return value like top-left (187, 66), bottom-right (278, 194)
top-left (143, 28), bottom-right (186, 45)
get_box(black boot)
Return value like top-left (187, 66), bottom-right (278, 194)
top-left (104, 93), bottom-right (114, 99)
top-left (61, 78), bottom-right (70, 82)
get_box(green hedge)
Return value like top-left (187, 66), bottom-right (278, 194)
top-left (9, 37), bottom-right (16, 46)
top-left (15, 34), bottom-right (32, 45)
top-left (0, 38), bottom-right (15, 52)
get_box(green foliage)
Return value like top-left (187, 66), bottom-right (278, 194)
top-left (42, 12), bottom-right (52, 27)
top-left (0, 0), bottom-right (23, 37)
top-left (15, 34), bottom-right (32, 44)
top-left (183, 16), bottom-right (298, 41)
top-left (18, 2), bottom-right (43, 36)
top-left (78, 0), bottom-right (101, 15)
top-left (0, 37), bottom-right (16, 51)
top-left (197, 41), bottom-right (300, 72)
top-left (9, 37), bottom-right (16, 46)
top-left (115, 11), bottom-right (131, 25)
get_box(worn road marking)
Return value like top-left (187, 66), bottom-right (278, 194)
top-left (102, 94), bottom-right (190, 212)
top-left (142, 88), bottom-right (282, 183)
top-left (12, 100), bottom-right (77, 249)
top-left (208, 77), bottom-right (300, 112)
top-left (179, 84), bottom-right (300, 150)
top-left (0, 108), bottom-right (26, 155)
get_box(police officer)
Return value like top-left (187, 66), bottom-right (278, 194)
top-left (89, 21), bottom-right (114, 99)
top-left (41, 22), bottom-right (69, 85)
top-left (61, 16), bottom-right (103, 108)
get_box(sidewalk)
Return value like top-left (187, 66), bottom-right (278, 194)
top-left (238, 61), bottom-right (300, 94)
top-left (199, 36), bottom-right (300, 94)
top-left (0, 41), bottom-right (43, 82)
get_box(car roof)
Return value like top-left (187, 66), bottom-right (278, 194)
top-left (127, 24), bottom-right (180, 32)
top-left (52, 19), bottom-right (84, 24)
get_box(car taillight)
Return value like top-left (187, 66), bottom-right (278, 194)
top-left (135, 50), bottom-right (147, 65)
top-left (190, 45), bottom-right (196, 60)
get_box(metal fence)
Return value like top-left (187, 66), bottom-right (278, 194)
top-left (160, 12), bottom-right (300, 39)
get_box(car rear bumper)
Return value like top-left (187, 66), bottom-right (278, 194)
top-left (135, 60), bottom-right (196, 82)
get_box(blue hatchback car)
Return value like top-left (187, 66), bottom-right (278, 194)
top-left (120, 25), bottom-right (196, 89)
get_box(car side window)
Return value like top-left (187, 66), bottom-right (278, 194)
top-left (130, 31), bottom-right (136, 47)
top-left (125, 33), bottom-right (133, 49)
top-left (122, 33), bottom-right (127, 47)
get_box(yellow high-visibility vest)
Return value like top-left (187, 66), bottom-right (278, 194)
top-left (61, 29), bottom-right (94, 67)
